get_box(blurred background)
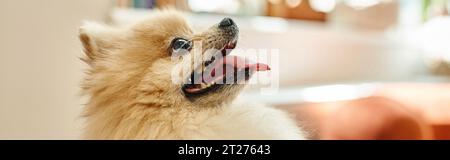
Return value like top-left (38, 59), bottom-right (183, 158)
top-left (0, 0), bottom-right (449, 139)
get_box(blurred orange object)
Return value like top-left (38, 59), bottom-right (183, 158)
top-left (290, 97), bottom-right (432, 140)
top-left (286, 83), bottom-right (450, 140)
top-left (374, 83), bottom-right (450, 140)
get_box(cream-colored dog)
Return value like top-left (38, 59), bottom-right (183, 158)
top-left (79, 10), bottom-right (305, 140)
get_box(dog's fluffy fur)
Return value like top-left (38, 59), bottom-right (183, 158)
top-left (79, 10), bottom-right (305, 140)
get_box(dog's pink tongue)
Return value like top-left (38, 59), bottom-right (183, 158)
top-left (223, 55), bottom-right (270, 71)
top-left (210, 56), bottom-right (270, 77)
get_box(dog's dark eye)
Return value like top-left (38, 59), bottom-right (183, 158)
top-left (171, 38), bottom-right (192, 54)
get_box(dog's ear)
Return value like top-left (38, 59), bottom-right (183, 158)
top-left (79, 21), bottom-right (123, 64)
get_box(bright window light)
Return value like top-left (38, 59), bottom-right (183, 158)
top-left (188, 0), bottom-right (240, 14)
top-left (310, 0), bottom-right (336, 13)
top-left (345, 0), bottom-right (381, 10)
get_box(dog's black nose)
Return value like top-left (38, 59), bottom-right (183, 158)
top-left (219, 18), bottom-right (235, 28)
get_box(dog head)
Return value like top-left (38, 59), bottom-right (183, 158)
top-left (79, 10), bottom-right (270, 110)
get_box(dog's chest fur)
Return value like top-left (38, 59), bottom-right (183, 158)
top-left (83, 100), bottom-right (305, 140)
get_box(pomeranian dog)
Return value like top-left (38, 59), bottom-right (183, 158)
top-left (79, 10), bottom-right (305, 139)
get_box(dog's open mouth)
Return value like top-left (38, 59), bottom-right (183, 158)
top-left (182, 40), bottom-right (270, 96)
